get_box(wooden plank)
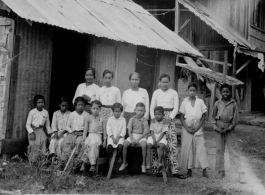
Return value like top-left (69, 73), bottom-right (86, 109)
top-left (209, 82), bottom-right (217, 121)
top-left (199, 58), bottom-right (232, 67)
top-left (0, 20), bottom-right (12, 26)
top-left (236, 59), bottom-right (252, 75)
top-left (0, 137), bottom-right (28, 154)
top-left (107, 149), bottom-right (117, 179)
top-left (175, 0), bottom-right (179, 33)
top-left (232, 46), bottom-right (237, 99)
top-left (223, 51), bottom-right (228, 84)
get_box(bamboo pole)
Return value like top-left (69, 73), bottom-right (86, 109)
top-left (223, 51), bottom-right (228, 84)
top-left (232, 46), bottom-right (237, 99)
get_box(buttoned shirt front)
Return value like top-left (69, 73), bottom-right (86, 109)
top-left (96, 86), bottom-right (121, 105)
top-left (107, 116), bottom-right (126, 138)
top-left (127, 116), bottom-right (149, 134)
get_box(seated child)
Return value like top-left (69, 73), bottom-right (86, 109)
top-left (179, 82), bottom-right (209, 178)
top-left (62, 97), bottom-right (89, 157)
top-left (146, 106), bottom-right (168, 171)
top-left (49, 96), bottom-right (71, 158)
top-left (106, 103), bottom-right (126, 163)
top-left (119, 102), bottom-right (149, 173)
top-left (26, 94), bottom-right (52, 162)
top-left (81, 100), bottom-right (107, 172)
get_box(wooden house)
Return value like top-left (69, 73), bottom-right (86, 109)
top-left (0, 0), bottom-right (203, 155)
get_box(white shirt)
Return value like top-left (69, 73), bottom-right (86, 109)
top-left (26, 108), bottom-right (52, 134)
top-left (51, 110), bottom-right (71, 133)
top-left (96, 86), bottom-right (121, 105)
top-left (66, 111), bottom-right (90, 133)
top-left (122, 88), bottom-right (149, 119)
top-left (179, 97), bottom-right (207, 135)
top-left (107, 116), bottom-right (126, 138)
top-left (150, 89), bottom-right (179, 119)
top-left (72, 83), bottom-right (100, 104)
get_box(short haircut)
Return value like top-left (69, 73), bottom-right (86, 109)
top-left (34, 94), bottom-right (45, 106)
top-left (74, 96), bottom-right (86, 106)
top-left (188, 82), bottom-right (198, 90)
top-left (129, 72), bottom-right (140, 80)
top-left (112, 103), bottom-right (123, 112)
top-left (220, 83), bottom-right (231, 92)
top-left (159, 73), bottom-right (170, 81)
top-left (135, 102), bottom-right (145, 109)
top-left (154, 106), bottom-right (164, 115)
top-left (103, 70), bottom-right (114, 78)
top-left (85, 67), bottom-right (96, 78)
top-left (91, 100), bottom-right (102, 108)
top-left (58, 96), bottom-right (69, 104)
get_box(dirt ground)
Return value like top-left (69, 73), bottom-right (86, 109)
top-left (1, 124), bottom-right (265, 194)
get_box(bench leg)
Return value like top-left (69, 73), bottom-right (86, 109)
top-left (96, 145), bottom-right (100, 175)
top-left (107, 149), bottom-right (117, 179)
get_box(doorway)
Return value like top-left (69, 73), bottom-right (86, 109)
top-left (49, 29), bottom-right (89, 115)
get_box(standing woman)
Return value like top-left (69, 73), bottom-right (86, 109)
top-left (73, 67), bottom-right (99, 114)
top-left (122, 72), bottom-right (149, 130)
top-left (96, 70), bottom-right (121, 120)
top-left (150, 73), bottom-right (183, 177)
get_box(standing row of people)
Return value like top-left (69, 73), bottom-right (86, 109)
top-left (26, 67), bottom-right (243, 181)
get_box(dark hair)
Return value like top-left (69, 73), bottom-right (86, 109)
top-left (220, 84), bottom-right (231, 92)
top-left (34, 94), bottom-right (45, 106)
top-left (154, 106), bottom-right (164, 115)
top-left (129, 72), bottom-right (140, 80)
top-left (74, 97), bottom-right (86, 106)
top-left (58, 96), bottom-right (69, 104)
top-left (159, 73), bottom-right (170, 81)
top-left (91, 100), bottom-right (102, 108)
top-left (188, 82), bottom-right (198, 90)
top-left (103, 70), bottom-right (114, 78)
top-left (85, 67), bottom-right (96, 78)
top-left (135, 102), bottom-right (145, 109)
top-left (112, 103), bottom-right (123, 112)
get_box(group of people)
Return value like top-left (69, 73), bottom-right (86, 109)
top-left (26, 67), bottom-right (244, 182)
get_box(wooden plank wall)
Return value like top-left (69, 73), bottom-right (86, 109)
top-left (7, 17), bottom-right (53, 139)
top-left (90, 37), bottom-right (136, 95)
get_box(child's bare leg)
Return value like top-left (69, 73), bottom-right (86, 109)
top-left (146, 143), bottom-right (152, 168)
top-left (158, 143), bottom-right (165, 164)
top-left (119, 141), bottom-right (130, 171)
top-left (139, 141), bottom-right (147, 166)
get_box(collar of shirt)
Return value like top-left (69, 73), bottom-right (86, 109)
top-left (112, 116), bottom-right (123, 120)
top-left (133, 116), bottom-right (144, 121)
top-left (218, 99), bottom-right (236, 107)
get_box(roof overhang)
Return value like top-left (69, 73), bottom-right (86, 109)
top-left (2, 0), bottom-right (203, 58)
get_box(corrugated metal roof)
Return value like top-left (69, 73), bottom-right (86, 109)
top-left (179, 0), bottom-right (256, 50)
top-left (3, 0), bottom-right (203, 57)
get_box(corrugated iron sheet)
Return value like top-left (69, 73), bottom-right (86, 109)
top-left (2, 0), bottom-right (203, 57)
top-left (179, 0), bottom-right (256, 50)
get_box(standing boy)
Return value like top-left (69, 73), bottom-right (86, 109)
top-left (119, 102), bottom-right (149, 173)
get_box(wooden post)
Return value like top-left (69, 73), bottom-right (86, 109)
top-left (175, 0), bottom-right (179, 33)
top-left (209, 82), bottom-right (217, 121)
top-left (232, 46), bottom-right (237, 99)
top-left (223, 50), bottom-right (228, 84)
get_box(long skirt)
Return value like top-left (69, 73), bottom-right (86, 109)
top-left (28, 127), bottom-right (47, 162)
top-left (82, 133), bottom-right (102, 165)
top-left (151, 110), bottom-right (179, 175)
top-left (123, 112), bottom-right (135, 138)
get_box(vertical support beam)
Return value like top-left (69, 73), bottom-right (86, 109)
top-left (245, 65), bottom-right (252, 111)
top-left (209, 82), bottom-right (217, 121)
top-left (223, 50), bottom-right (228, 84)
top-left (175, 0), bottom-right (179, 33)
top-left (232, 46), bottom-right (237, 99)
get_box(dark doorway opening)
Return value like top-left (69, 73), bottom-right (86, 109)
top-left (49, 29), bottom-right (89, 116)
top-left (136, 46), bottom-right (157, 100)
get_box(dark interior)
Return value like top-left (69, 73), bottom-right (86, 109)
top-left (49, 29), bottom-right (89, 117)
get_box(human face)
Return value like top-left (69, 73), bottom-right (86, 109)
top-left (113, 108), bottom-right (122, 119)
top-left (154, 110), bottom-right (163, 122)
top-left (103, 73), bottom-right (113, 87)
top-left (188, 86), bottom-right (197, 98)
top-left (130, 74), bottom-right (140, 88)
top-left (85, 70), bottom-right (94, 84)
top-left (135, 106), bottom-right (145, 118)
top-left (221, 88), bottom-right (231, 100)
top-left (91, 104), bottom-right (101, 116)
top-left (36, 99), bottom-right (44, 111)
top-left (160, 77), bottom-right (170, 91)
top-left (76, 101), bottom-right (84, 113)
top-left (59, 102), bottom-right (68, 113)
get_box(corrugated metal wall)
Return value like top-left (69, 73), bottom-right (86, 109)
top-left (10, 17), bottom-right (53, 139)
top-left (90, 37), bottom-right (136, 95)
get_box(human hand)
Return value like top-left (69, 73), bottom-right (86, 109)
top-left (82, 94), bottom-right (91, 102)
top-left (215, 127), bottom-right (222, 133)
top-left (82, 136), bottom-right (86, 142)
top-left (163, 117), bottom-right (171, 125)
top-left (53, 131), bottom-right (59, 139)
top-left (29, 132), bottom-right (36, 141)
